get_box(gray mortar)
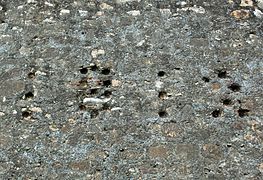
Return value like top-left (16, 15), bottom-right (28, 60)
top-left (0, 0), bottom-right (263, 179)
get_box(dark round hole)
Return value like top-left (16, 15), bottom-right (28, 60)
top-left (103, 80), bottom-right (111, 87)
top-left (90, 110), bottom-right (99, 118)
top-left (90, 64), bottom-right (98, 71)
top-left (158, 71), bottom-right (165, 77)
top-left (202, 77), bottom-right (210, 82)
top-left (28, 72), bottom-right (36, 79)
top-left (227, 144), bottom-right (232, 148)
top-left (158, 91), bottom-right (167, 99)
top-left (228, 83), bottom-right (241, 92)
top-left (102, 103), bottom-right (110, 110)
top-left (238, 109), bottom-right (250, 117)
top-left (79, 104), bottom-right (86, 111)
top-left (103, 90), bottom-right (112, 97)
top-left (90, 88), bottom-right (98, 95)
top-left (217, 70), bottom-right (227, 78)
top-left (101, 68), bottom-right (110, 75)
top-left (222, 99), bottom-right (232, 105)
top-left (25, 92), bottom-right (34, 99)
top-left (119, 148), bottom-right (125, 152)
top-left (158, 110), bottom-right (168, 118)
top-left (79, 67), bottom-right (88, 74)
top-left (22, 111), bottom-right (31, 118)
top-left (212, 109), bottom-right (221, 118)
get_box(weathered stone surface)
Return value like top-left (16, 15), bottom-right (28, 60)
top-left (0, 0), bottom-right (262, 179)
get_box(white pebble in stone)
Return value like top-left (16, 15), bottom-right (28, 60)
top-left (127, 10), bottom-right (140, 16)
top-left (60, 9), bottom-right (70, 16)
top-left (45, 2), bottom-right (54, 7)
top-left (257, 0), bottom-right (263, 9)
top-left (27, 0), bottom-right (36, 3)
top-left (116, 0), bottom-right (140, 4)
top-left (254, 8), bottom-right (263, 18)
top-left (100, 3), bottom-right (113, 10)
top-left (83, 97), bottom-right (111, 104)
top-left (91, 49), bottom-right (105, 58)
top-left (78, 10), bottom-right (88, 17)
top-left (240, 0), bottom-right (253, 7)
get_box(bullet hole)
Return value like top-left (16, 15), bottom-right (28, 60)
top-left (158, 71), bottom-right (165, 77)
top-left (28, 72), bottom-right (36, 79)
top-left (103, 80), bottom-right (111, 87)
top-left (152, 163), bottom-right (158, 168)
top-left (119, 148), bottom-right (125, 152)
top-left (22, 111), bottom-right (31, 118)
top-left (158, 91), bottom-right (167, 99)
top-left (101, 68), bottom-right (110, 75)
top-left (25, 92), bottom-right (34, 99)
top-left (228, 83), bottom-right (241, 92)
top-left (202, 77), bottom-right (210, 82)
top-left (238, 108), bottom-right (250, 117)
top-left (174, 67), bottom-right (181, 70)
top-left (217, 70), bottom-right (227, 78)
top-left (237, 43), bottom-right (242, 47)
top-left (79, 67), bottom-right (88, 74)
top-left (103, 90), bottom-right (112, 97)
top-left (90, 110), bottom-right (99, 118)
top-left (158, 110), bottom-right (168, 118)
top-left (79, 104), bottom-right (86, 111)
top-left (222, 98), bottom-right (232, 106)
top-left (96, 168), bottom-right (102, 172)
top-left (32, 35), bottom-right (38, 39)
top-left (90, 88), bottom-right (98, 95)
top-left (102, 103), bottom-right (110, 110)
top-left (212, 109), bottom-right (221, 118)
top-left (90, 64), bottom-right (98, 71)
top-left (227, 144), bottom-right (232, 148)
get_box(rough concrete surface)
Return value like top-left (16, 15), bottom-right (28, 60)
top-left (0, 0), bottom-right (263, 179)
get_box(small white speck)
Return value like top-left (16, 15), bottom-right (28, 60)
top-left (60, 9), bottom-right (70, 15)
top-left (155, 81), bottom-right (163, 89)
top-left (127, 10), bottom-right (140, 16)
top-left (45, 2), bottom-right (54, 7)
top-left (111, 107), bottom-right (122, 111)
top-left (78, 10), bottom-right (88, 17)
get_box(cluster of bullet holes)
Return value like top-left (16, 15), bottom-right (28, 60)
top-left (21, 70), bottom-right (37, 118)
top-left (77, 64), bottom-right (113, 118)
top-left (157, 71), bottom-right (169, 118)
top-left (203, 70), bottom-right (250, 118)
